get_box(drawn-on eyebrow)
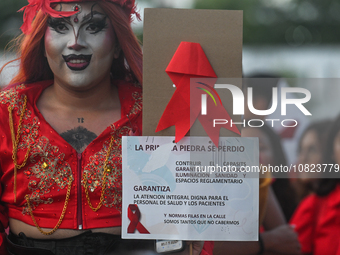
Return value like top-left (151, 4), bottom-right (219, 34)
top-left (48, 16), bottom-right (71, 25)
top-left (81, 11), bottom-right (106, 23)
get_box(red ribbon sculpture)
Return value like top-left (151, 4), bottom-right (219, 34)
top-left (127, 204), bottom-right (150, 234)
top-left (156, 42), bottom-right (240, 146)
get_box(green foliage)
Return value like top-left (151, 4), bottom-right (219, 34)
top-left (0, 1), bottom-right (27, 20)
top-left (195, 0), bottom-right (340, 45)
top-left (0, 0), bottom-right (27, 49)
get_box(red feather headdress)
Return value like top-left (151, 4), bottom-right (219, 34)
top-left (18, 0), bottom-right (140, 34)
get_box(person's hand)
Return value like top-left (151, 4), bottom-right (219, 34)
top-left (262, 224), bottom-right (301, 255)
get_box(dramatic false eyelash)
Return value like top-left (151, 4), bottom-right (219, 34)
top-left (47, 18), bottom-right (70, 32)
top-left (47, 17), bottom-right (108, 34)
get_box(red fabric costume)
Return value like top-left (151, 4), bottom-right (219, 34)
top-left (290, 184), bottom-right (340, 255)
top-left (0, 80), bottom-right (213, 254)
top-left (0, 80), bottom-right (141, 244)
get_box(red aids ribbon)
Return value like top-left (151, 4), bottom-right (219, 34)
top-left (127, 204), bottom-right (150, 234)
top-left (156, 42), bottom-right (240, 146)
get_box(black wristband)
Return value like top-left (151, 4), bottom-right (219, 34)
top-left (257, 234), bottom-right (265, 255)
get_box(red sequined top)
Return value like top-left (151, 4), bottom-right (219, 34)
top-left (0, 80), bottom-right (142, 231)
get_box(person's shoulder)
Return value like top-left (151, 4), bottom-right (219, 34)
top-left (300, 193), bottom-right (319, 208)
top-left (0, 82), bottom-right (26, 99)
top-left (115, 79), bottom-right (142, 119)
top-left (292, 184), bottom-right (340, 223)
top-left (0, 80), bottom-right (53, 106)
top-left (324, 183), bottom-right (340, 207)
top-left (0, 82), bottom-right (28, 112)
top-left (0, 80), bottom-right (53, 119)
top-left (290, 194), bottom-right (318, 223)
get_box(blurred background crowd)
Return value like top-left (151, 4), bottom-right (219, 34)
top-left (2, 0), bottom-right (340, 254)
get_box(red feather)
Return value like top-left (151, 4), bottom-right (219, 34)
top-left (18, 0), bottom-right (140, 34)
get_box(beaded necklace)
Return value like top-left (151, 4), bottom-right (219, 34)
top-left (8, 95), bottom-right (31, 203)
top-left (9, 96), bottom-right (117, 235)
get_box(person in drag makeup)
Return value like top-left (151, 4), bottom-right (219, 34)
top-left (0, 1), bottom-right (208, 254)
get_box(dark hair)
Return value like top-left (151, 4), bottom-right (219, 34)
top-left (262, 124), bottom-right (297, 221)
top-left (244, 121), bottom-right (287, 169)
top-left (298, 120), bottom-right (332, 155)
top-left (295, 120), bottom-right (332, 198)
top-left (316, 115), bottom-right (340, 196)
top-left (243, 73), bottom-right (280, 107)
top-left (245, 122), bottom-right (297, 221)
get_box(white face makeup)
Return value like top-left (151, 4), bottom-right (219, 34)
top-left (44, 2), bottom-right (119, 89)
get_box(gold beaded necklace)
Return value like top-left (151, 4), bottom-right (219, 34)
top-left (9, 96), bottom-right (116, 234)
top-left (8, 95), bottom-right (72, 235)
top-left (83, 135), bottom-right (115, 212)
top-left (8, 95), bottom-right (31, 203)
top-left (25, 176), bottom-right (73, 235)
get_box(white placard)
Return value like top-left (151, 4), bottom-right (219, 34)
top-left (122, 136), bottom-right (259, 241)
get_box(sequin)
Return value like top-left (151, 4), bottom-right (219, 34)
top-left (82, 126), bottom-right (132, 211)
top-left (0, 84), bottom-right (26, 110)
top-left (22, 137), bottom-right (74, 214)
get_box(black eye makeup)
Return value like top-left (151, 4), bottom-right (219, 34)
top-left (47, 16), bottom-right (108, 35)
top-left (48, 18), bottom-right (70, 34)
top-left (85, 17), bottom-right (108, 34)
